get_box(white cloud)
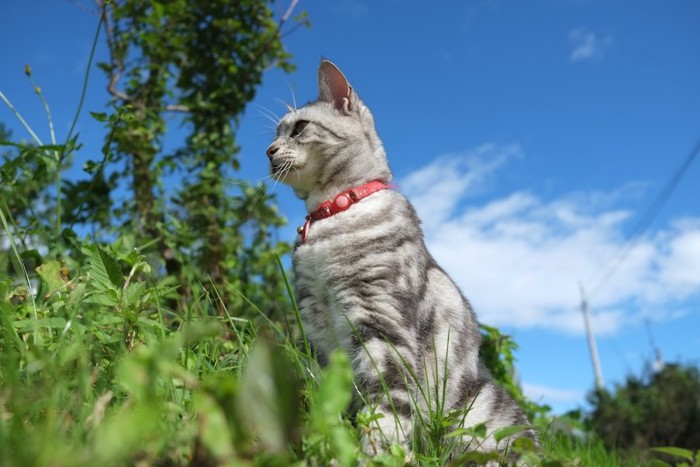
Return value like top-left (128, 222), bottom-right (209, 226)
top-left (333, 0), bottom-right (369, 19)
top-left (400, 143), bottom-right (520, 226)
top-left (657, 219), bottom-right (700, 291)
top-left (400, 145), bottom-right (700, 336)
top-left (522, 382), bottom-right (585, 405)
top-left (569, 28), bottom-right (613, 63)
top-left (462, 0), bottom-right (500, 31)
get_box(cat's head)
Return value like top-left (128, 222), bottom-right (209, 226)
top-left (266, 60), bottom-right (391, 205)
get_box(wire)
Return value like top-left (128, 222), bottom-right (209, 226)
top-left (587, 137), bottom-right (700, 299)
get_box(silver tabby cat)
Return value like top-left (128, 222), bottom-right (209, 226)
top-left (266, 60), bottom-right (537, 457)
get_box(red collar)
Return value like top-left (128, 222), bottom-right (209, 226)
top-left (298, 180), bottom-right (391, 243)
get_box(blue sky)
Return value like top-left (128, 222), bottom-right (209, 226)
top-left (2, 1), bottom-right (699, 414)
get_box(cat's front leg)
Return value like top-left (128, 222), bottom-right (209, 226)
top-left (358, 401), bottom-right (413, 459)
top-left (347, 322), bottom-right (418, 457)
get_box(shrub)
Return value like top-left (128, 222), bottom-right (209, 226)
top-left (588, 363), bottom-right (700, 451)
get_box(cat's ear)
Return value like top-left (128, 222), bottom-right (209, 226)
top-left (318, 60), bottom-right (355, 114)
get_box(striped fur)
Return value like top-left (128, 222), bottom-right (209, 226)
top-left (267, 60), bottom-right (537, 457)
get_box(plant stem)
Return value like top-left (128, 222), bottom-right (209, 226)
top-left (29, 80), bottom-right (61, 237)
top-left (0, 91), bottom-right (44, 146)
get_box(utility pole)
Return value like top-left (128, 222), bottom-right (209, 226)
top-left (579, 283), bottom-right (604, 391)
top-left (645, 319), bottom-right (665, 374)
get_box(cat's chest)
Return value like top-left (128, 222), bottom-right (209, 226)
top-left (293, 198), bottom-right (380, 276)
top-left (292, 203), bottom-right (386, 350)
top-left (292, 222), bottom-right (354, 355)
top-left (292, 216), bottom-right (350, 297)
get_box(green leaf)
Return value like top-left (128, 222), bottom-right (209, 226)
top-left (19, 249), bottom-right (43, 271)
top-left (493, 424), bottom-right (532, 443)
top-left (237, 338), bottom-right (301, 454)
top-left (82, 290), bottom-right (120, 307)
top-left (12, 317), bottom-right (67, 330)
top-left (312, 349), bottom-right (354, 424)
top-left (511, 435), bottom-right (538, 453)
top-left (36, 260), bottom-right (67, 295)
top-left (446, 422), bottom-right (488, 439)
top-left (90, 111), bottom-right (108, 122)
top-left (652, 447), bottom-right (695, 461)
top-left (88, 245), bottom-right (123, 292)
top-left (123, 282), bottom-right (145, 306)
top-left (116, 345), bottom-right (160, 399)
top-left (93, 403), bottom-right (160, 464)
top-left (180, 320), bottom-right (224, 345)
top-left (194, 391), bottom-right (235, 460)
top-left (647, 460), bottom-right (674, 467)
top-left (454, 450), bottom-right (501, 465)
top-left (305, 351), bottom-right (359, 465)
top-left (83, 160), bottom-right (99, 174)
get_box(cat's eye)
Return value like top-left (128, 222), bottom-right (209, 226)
top-left (290, 120), bottom-right (309, 138)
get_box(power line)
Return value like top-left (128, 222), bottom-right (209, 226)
top-left (587, 137), bottom-right (700, 299)
top-left (577, 137), bottom-right (699, 391)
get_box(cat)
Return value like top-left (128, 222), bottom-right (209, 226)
top-left (266, 59), bottom-right (538, 459)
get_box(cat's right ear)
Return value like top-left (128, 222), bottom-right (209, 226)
top-left (318, 60), bottom-right (354, 114)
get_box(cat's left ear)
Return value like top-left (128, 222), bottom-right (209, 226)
top-left (318, 60), bottom-right (355, 114)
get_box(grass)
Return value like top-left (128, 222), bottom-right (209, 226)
top-left (0, 234), bottom-right (676, 466)
top-left (0, 239), bottom-right (350, 465)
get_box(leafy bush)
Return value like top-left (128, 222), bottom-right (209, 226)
top-left (589, 363), bottom-right (700, 452)
top-left (480, 324), bottom-right (549, 422)
top-left (0, 235), bottom-right (356, 465)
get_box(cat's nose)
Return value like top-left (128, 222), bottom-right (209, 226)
top-left (266, 144), bottom-right (279, 159)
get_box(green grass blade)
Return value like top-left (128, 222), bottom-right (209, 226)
top-left (63, 7), bottom-right (104, 151)
top-left (275, 253), bottom-right (311, 359)
top-left (0, 203), bottom-right (40, 345)
top-left (651, 447), bottom-right (695, 462)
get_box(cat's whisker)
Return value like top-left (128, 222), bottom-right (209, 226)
top-left (259, 114), bottom-right (280, 128)
top-left (267, 178), bottom-right (285, 203)
top-left (286, 81), bottom-right (298, 111)
top-left (274, 97), bottom-right (295, 113)
top-left (258, 128), bottom-right (277, 137)
top-left (255, 104), bottom-right (281, 126)
top-left (276, 161), bottom-right (292, 185)
top-left (290, 165), bottom-right (302, 183)
top-left (252, 183), bottom-right (271, 219)
top-left (283, 161), bottom-right (297, 184)
top-left (255, 102), bottom-right (280, 118)
top-left (286, 80), bottom-right (297, 112)
top-left (272, 173), bottom-right (284, 194)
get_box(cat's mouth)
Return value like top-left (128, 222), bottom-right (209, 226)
top-left (270, 159), bottom-right (297, 180)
